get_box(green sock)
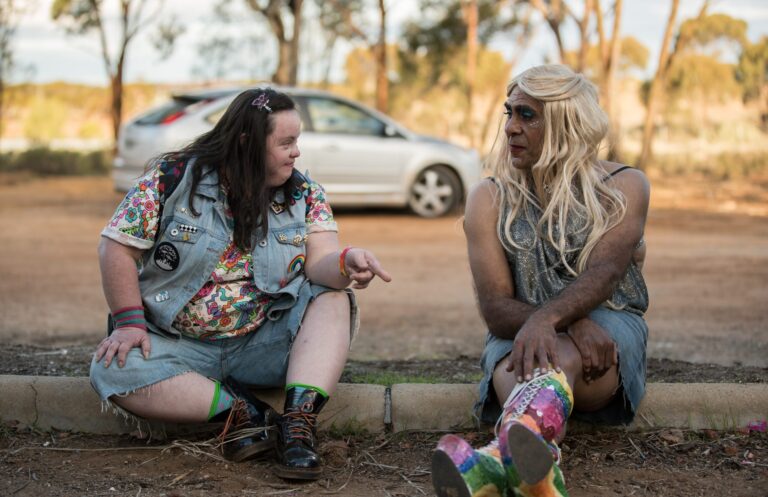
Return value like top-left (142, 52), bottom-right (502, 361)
top-left (285, 383), bottom-right (329, 399)
top-left (207, 380), bottom-right (235, 421)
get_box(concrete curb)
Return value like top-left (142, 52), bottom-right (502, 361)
top-left (1, 376), bottom-right (766, 434)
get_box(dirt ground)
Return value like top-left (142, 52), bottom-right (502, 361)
top-left (1, 173), bottom-right (767, 496)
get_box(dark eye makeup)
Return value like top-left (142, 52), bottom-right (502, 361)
top-left (503, 104), bottom-right (538, 121)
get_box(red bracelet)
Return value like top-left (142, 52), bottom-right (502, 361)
top-left (339, 246), bottom-right (353, 277)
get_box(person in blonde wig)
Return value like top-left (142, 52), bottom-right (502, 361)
top-left (432, 64), bottom-right (650, 497)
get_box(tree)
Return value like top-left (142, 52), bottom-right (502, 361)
top-left (319, 0), bottom-right (389, 112)
top-left (245, 0), bottom-right (304, 85)
top-left (461, 0), bottom-right (478, 146)
top-left (737, 36), bottom-right (768, 130)
top-left (397, 0), bottom-right (530, 150)
top-left (51, 0), bottom-right (176, 146)
top-left (0, 0), bottom-right (27, 145)
top-left (637, 0), bottom-right (682, 170)
top-left (638, 2), bottom-right (751, 168)
top-left (593, 0), bottom-right (622, 160)
top-left (533, 0), bottom-right (628, 159)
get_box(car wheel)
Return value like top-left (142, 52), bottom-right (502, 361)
top-left (408, 166), bottom-right (462, 218)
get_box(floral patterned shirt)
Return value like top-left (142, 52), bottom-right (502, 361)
top-left (102, 160), bottom-right (337, 340)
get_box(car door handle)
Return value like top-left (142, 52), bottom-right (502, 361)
top-left (322, 144), bottom-right (341, 152)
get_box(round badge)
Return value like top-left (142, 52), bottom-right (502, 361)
top-left (154, 242), bottom-right (180, 271)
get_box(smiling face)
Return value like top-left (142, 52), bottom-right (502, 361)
top-left (504, 86), bottom-right (545, 171)
top-left (265, 110), bottom-right (301, 188)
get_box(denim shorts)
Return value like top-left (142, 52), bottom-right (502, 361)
top-left (90, 282), bottom-right (358, 401)
top-left (475, 306), bottom-right (648, 426)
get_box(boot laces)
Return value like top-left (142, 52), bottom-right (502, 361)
top-left (283, 409), bottom-right (317, 444)
top-left (495, 369), bottom-right (552, 436)
top-left (219, 399), bottom-right (273, 444)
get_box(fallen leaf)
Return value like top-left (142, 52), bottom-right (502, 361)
top-left (723, 446), bottom-right (740, 456)
top-left (660, 429), bottom-right (684, 444)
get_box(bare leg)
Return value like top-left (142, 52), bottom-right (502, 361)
top-left (286, 291), bottom-right (351, 396)
top-left (492, 333), bottom-right (620, 438)
top-left (110, 372), bottom-right (216, 423)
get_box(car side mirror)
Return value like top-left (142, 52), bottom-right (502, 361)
top-left (384, 125), bottom-right (399, 138)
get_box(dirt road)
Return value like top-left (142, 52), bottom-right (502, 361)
top-left (0, 175), bottom-right (766, 367)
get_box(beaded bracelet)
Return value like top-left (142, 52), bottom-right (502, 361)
top-left (339, 246), bottom-right (353, 277)
top-left (112, 305), bottom-right (147, 331)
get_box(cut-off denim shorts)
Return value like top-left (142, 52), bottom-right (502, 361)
top-left (475, 306), bottom-right (648, 426)
top-left (90, 282), bottom-right (358, 402)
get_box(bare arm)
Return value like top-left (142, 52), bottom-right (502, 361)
top-left (304, 231), bottom-right (391, 290)
top-left (508, 169), bottom-right (650, 379)
top-left (95, 237), bottom-right (151, 368)
top-left (527, 169), bottom-right (650, 330)
top-left (98, 237), bottom-right (144, 310)
top-left (463, 179), bottom-right (537, 339)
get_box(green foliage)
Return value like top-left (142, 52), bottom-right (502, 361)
top-left (50, 0), bottom-right (99, 33)
top-left (0, 147), bottom-right (110, 175)
top-left (678, 13), bottom-right (748, 50)
top-left (666, 54), bottom-right (741, 103)
top-left (327, 419), bottom-right (369, 438)
top-left (23, 97), bottom-right (68, 144)
top-left (564, 36), bottom-right (650, 78)
top-left (400, 0), bottom-right (518, 87)
top-left (620, 36), bottom-right (650, 73)
top-left (736, 36), bottom-right (768, 102)
top-left (343, 371), bottom-right (445, 386)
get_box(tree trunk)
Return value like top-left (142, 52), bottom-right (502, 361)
top-left (577, 0), bottom-right (593, 73)
top-left (375, 0), bottom-right (388, 112)
top-left (604, 0), bottom-right (623, 161)
top-left (287, 0), bottom-right (303, 85)
top-left (463, 0), bottom-right (478, 147)
top-left (637, 0), bottom-right (679, 170)
top-left (110, 73), bottom-right (123, 145)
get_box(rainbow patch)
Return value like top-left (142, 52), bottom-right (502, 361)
top-left (288, 254), bottom-right (305, 273)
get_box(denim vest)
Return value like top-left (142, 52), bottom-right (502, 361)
top-left (139, 159), bottom-right (308, 336)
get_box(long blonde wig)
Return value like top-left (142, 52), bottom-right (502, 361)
top-left (492, 64), bottom-right (626, 276)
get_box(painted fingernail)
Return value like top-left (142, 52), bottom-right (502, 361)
top-left (517, 376), bottom-right (523, 382)
top-left (525, 374), bottom-right (531, 381)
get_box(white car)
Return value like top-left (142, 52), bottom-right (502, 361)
top-left (114, 87), bottom-right (481, 217)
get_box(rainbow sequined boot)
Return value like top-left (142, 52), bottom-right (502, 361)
top-left (498, 369), bottom-right (573, 497)
top-left (432, 433), bottom-right (508, 497)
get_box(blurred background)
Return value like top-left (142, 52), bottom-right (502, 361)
top-left (0, 0), bottom-right (766, 368)
top-left (1, 0), bottom-right (766, 175)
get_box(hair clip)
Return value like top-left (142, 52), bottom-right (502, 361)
top-left (251, 93), bottom-right (272, 113)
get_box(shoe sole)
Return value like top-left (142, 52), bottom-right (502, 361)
top-left (431, 450), bottom-right (471, 497)
top-left (272, 465), bottom-right (323, 480)
top-left (506, 423), bottom-right (553, 484)
top-left (226, 439), bottom-right (276, 463)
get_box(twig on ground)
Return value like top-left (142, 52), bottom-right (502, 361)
top-left (321, 467), bottom-right (354, 494)
top-left (628, 437), bottom-right (646, 460)
top-left (399, 471), bottom-right (426, 495)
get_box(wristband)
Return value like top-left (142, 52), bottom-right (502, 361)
top-left (112, 305), bottom-right (147, 331)
top-left (339, 246), bottom-right (353, 277)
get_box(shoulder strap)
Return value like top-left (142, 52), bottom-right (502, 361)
top-left (602, 165), bottom-right (632, 182)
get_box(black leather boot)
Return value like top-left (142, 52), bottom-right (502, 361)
top-left (217, 377), bottom-right (279, 462)
top-left (274, 387), bottom-right (328, 480)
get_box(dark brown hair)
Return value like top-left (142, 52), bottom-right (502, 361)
top-left (163, 88), bottom-right (301, 251)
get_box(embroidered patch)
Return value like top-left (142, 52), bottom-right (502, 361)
top-left (288, 254), bottom-right (305, 273)
top-left (154, 242), bottom-right (180, 271)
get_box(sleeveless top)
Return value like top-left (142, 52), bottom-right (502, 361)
top-left (494, 167), bottom-right (649, 316)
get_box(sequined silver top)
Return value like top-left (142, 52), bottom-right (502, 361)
top-left (497, 188), bottom-right (649, 316)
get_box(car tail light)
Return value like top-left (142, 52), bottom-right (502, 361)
top-left (160, 110), bottom-right (186, 124)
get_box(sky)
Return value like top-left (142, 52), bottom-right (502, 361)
top-left (11, 0), bottom-right (768, 87)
